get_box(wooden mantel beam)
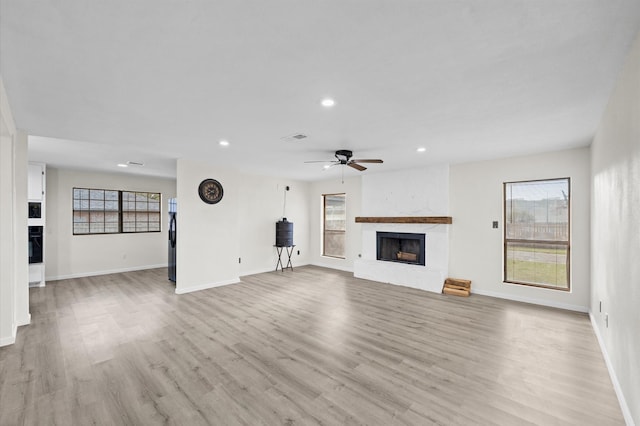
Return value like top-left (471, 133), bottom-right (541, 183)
top-left (355, 216), bottom-right (452, 224)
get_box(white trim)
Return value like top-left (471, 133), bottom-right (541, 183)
top-left (0, 77), bottom-right (17, 135)
top-left (240, 268), bottom-right (275, 277)
top-left (46, 264), bottom-right (167, 281)
top-left (589, 313), bottom-right (635, 426)
top-left (0, 322), bottom-right (17, 347)
top-left (471, 288), bottom-right (589, 313)
top-left (175, 278), bottom-right (240, 295)
top-left (0, 335), bottom-right (16, 347)
top-left (16, 313), bottom-right (30, 327)
top-left (240, 263), bottom-right (311, 277)
top-left (311, 261), bottom-right (353, 273)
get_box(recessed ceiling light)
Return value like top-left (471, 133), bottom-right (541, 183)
top-left (323, 165), bottom-right (331, 169)
top-left (417, 147), bottom-right (426, 153)
top-left (321, 98), bottom-right (335, 108)
top-left (117, 163), bottom-right (128, 168)
top-left (219, 140), bottom-right (230, 147)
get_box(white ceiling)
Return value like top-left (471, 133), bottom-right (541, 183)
top-left (2, 1), bottom-right (639, 180)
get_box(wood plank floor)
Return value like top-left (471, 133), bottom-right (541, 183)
top-left (0, 266), bottom-right (624, 425)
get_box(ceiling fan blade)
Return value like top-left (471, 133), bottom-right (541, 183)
top-left (322, 163), bottom-right (339, 171)
top-left (351, 159), bottom-right (383, 163)
top-left (348, 162), bottom-right (367, 171)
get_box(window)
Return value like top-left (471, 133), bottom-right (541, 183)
top-left (73, 188), bottom-right (119, 234)
top-left (504, 178), bottom-right (570, 290)
top-left (122, 191), bottom-right (161, 232)
top-left (73, 188), bottom-right (161, 235)
top-left (323, 193), bottom-right (346, 258)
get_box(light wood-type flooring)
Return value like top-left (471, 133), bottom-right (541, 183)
top-left (0, 266), bottom-right (624, 425)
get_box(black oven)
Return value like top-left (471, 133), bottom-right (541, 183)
top-left (29, 226), bottom-right (43, 264)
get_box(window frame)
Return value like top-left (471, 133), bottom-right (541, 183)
top-left (503, 177), bottom-right (571, 291)
top-left (121, 190), bottom-right (162, 234)
top-left (72, 187), bottom-right (162, 235)
top-left (322, 193), bottom-right (346, 259)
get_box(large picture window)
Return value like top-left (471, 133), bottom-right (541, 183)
top-left (323, 193), bottom-right (346, 258)
top-left (73, 188), bottom-right (161, 235)
top-left (504, 178), bottom-right (570, 290)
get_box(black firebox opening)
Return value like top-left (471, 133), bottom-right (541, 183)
top-left (376, 232), bottom-right (425, 266)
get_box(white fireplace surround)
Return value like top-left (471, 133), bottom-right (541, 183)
top-left (355, 223), bottom-right (448, 293)
top-left (354, 165), bottom-right (450, 293)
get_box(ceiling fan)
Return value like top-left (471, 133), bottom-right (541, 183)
top-left (305, 149), bottom-right (383, 171)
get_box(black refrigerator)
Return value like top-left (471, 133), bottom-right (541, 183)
top-left (168, 198), bottom-right (177, 282)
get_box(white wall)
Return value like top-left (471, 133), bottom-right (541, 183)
top-left (14, 131), bottom-right (29, 325)
top-left (590, 30), bottom-right (640, 426)
top-left (308, 175), bottom-right (362, 272)
top-left (0, 77), bottom-right (17, 346)
top-left (176, 158), bottom-right (310, 294)
top-left (176, 160), bottom-right (240, 293)
top-left (45, 167), bottom-right (176, 280)
top-left (0, 77), bottom-right (29, 347)
top-left (238, 175), bottom-right (310, 276)
top-left (449, 147), bottom-right (591, 312)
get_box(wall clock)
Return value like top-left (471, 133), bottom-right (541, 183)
top-left (198, 179), bottom-right (224, 204)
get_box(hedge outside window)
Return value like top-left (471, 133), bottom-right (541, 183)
top-left (73, 188), bottom-right (161, 235)
top-left (503, 178), bottom-right (570, 290)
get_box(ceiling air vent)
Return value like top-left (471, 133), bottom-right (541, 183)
top-left (127, 161), bottom-right (145, 167)
top-left (281, 133), bottom-right (309, 142)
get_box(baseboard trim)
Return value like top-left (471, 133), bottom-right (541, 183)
top-left (310, 262), bottom-right (353, 273)
top-left (240, 263), bottom-right (312, 277)
top-left (0, 335), bottom-right (16, 347)
top-left (0, 323), bottom-right (17, 347)
top-left (240, 268), bottom-right (274, 277)
top-left (175, 277), bottom-right (240, 295)
top-left (16, 313), bottom-right (31, 327)
top-left (589, 313), bottom-right (635, 426)
top-left (46, 264), bottom-right (167, 281)
top-left (471, 288), bottom-right (589, 313)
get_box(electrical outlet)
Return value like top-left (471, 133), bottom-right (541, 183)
top-left (492, 221), bottom-right (499, 229)
top-left (297, 250), bottom-right (300, 255)
top-left (605, 314), bottom-right (609, 328)
top-left (599, 301), bottom-right (602, 312)
top-left (238, 257), bottom-right (241, 264)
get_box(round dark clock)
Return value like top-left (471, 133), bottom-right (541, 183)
top-left (198, 179), bottom-right (224, 204)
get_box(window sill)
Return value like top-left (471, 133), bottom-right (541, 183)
top-left (503, 280), bottom-right (570, 292)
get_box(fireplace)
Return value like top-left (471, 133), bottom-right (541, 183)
top-left (376, 232), bottom-right (425, 266)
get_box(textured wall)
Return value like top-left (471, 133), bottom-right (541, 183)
top-left (590, 30), bottom-right (640, 425)
top-left (449, 147), bottom-right (591, 312)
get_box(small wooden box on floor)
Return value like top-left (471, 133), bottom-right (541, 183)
top-left (442, 278), bottom-right (471, 297)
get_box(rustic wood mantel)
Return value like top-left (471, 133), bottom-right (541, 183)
top-left (355, 216), bottom-right (452, 224)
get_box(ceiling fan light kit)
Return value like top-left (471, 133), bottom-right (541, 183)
top-left (305, 149), bottom-right (383, 173)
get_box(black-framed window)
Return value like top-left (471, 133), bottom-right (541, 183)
top-left (73, 188), bottom-right (161, 235)
top-left (504, 178), bottom-right (570, 290)
top-left (122, 191), bottom-right (161, 233)
top-left (322, 193), bottom-right (346, 258)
